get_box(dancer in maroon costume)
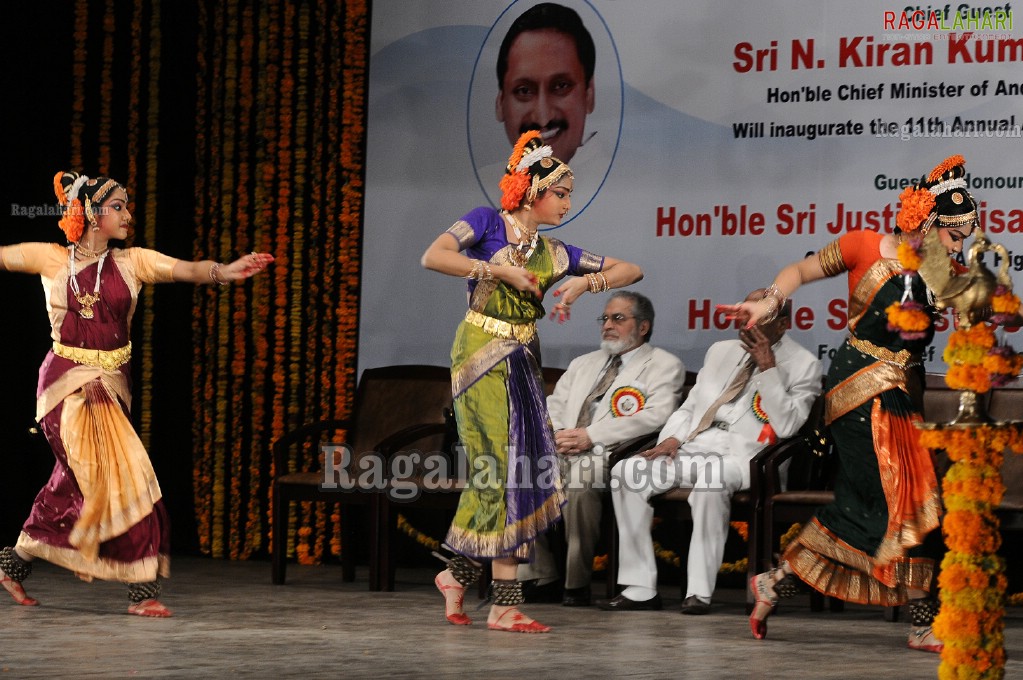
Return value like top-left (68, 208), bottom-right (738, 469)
top-left (0, 171), bottom-right (273, 617)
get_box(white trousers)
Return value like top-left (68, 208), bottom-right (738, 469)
top-left (611, 452), bottom-right (744, 600)
top-left (518, 451), bottom-right (608, 589)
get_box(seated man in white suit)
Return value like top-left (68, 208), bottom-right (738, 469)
top-left (519, 291), bottom-right (685, 606)
top-left (597, 289), bottom-right (821, 614)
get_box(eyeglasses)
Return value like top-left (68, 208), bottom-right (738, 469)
top-left (597, 314), bottom-right (635, 325)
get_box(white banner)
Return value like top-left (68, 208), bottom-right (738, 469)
top-left (361, 0), bottom-right (1023, 375)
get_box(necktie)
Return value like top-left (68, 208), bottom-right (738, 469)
top-left (575, 354), bottom-right (622, 428)
top-left (685, 356), bottom-right (755, 443)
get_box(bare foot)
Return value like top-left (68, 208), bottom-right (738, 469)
top-left (748, 571), bottom-right (780, 640)
top-left (487, 605), bottom-right (550, 633)
top-left (0, 567), bottom-right (39, 606)
top-left (435, 569), bottom-right (470, 625)
top-left (907, 626), bottom-right (943, 653)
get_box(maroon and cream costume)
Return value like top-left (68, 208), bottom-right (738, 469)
top-left (3, 242), bottom-right (178, 583)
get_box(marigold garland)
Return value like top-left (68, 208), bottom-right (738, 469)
top-left (97, 0), bottom-right (115, 175)
top-left (989, 286), bottom-right (1021, 326)
top-left (191, 0), bottom-right (368, 562)
top-left (886, 234), bottom-right (933, 340)
top-left (896, 238), bottom-right (923, 273)
top-left (885, 300), bottom-right (930, 340)
top-left (70, 0), bottom-right (88, 169)
top-left (943, 323), bottom-right (1021, 394)
top-left (919, 424), bottom-right (1023, 680)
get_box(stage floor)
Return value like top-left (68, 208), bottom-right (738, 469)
top-left (2, 557), bottom-right (1022, 678)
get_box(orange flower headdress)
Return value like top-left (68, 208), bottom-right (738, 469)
top-left (53, 170), bottom-right (122, 243)
top-left (499, 130), bottom-right (572, 211)
top-left (895, 184), bottom-right (936, 234)
top-left (54, 171), bottom-right (88, 243)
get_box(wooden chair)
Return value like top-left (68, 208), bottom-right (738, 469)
top-left (374, 366), bottom-right (565, 592)
top-left (751, 394), bottom-right (836, 611)
top-left (270, 365), bottom-right (452, 587)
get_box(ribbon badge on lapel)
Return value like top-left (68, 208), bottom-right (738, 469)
top-left (610, 386), bottom-right (646, 417)
top-left (751, 391), bottom-right (777, 444)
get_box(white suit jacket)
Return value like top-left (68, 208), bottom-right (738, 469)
top-left (547, 343), bottom-right (685, 455)
top-left (658, 335), bottom-right (821, 488)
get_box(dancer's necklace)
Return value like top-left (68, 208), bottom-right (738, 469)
top-left (68, 244), bottom-right (108, 320)
top-left (504, 212), bottom-right (538, 266)
top-left (75, 241), bottom-right (108, 259)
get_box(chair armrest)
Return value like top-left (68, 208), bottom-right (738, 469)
top-left (607, 433), bottom-right (659, 470)
top-left (748, 436), bottom-right (810, 511)
top-left (374, 422), bottom-right (449, 458)
top-left (272, 418), bottom-right (353, 476)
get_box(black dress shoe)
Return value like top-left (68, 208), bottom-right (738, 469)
top-left (596, 593), bottom-right (663, 611)
top-left (680, 595), bottom-right (711, 615)
top-left (522, 579), bottom-right (563, 603)
top-left (562, 587), bottom-right (591, 607)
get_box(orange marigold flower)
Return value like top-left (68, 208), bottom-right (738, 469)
top-left (896, 185), bottom-right (936, 232)
top-left (58, 198), bottom-right (84, 243)
top-left (928, 154), bottom-right (965, 182)
top-left (946, 364), bottom-right (991, 393)
top-left (992, 290), bottom-right (1020, 315)
top-left (499, 171), bottom-right (530, 211)
top-left (53, 172), bottom-right (68, 205)
top-left (896, 240), bottom-right (922, 271)
top-left (886, 301), bottom-right (930, 333)
top-left (508, 130), bottom-right (542, 170)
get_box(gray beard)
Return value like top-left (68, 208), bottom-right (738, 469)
top-left (601, 338), bottom-right (630, 355)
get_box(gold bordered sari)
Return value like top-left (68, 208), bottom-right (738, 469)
top-left (443, 207), bottom-right (603, 559)
top-left (785, 231), bottom-right (941, 605)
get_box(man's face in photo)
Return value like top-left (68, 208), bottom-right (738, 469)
top-left (496, 28), bottom-right (595, 164)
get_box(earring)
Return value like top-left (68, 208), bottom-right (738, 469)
top-left (93, 226), bottom-right (100, 231)
top-left (524, 204), bottom-right (532, 211)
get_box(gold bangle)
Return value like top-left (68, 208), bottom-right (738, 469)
top-left (597, 272), bottom-right (609, 292)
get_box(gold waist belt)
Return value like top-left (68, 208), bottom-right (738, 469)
top-left (53, 341), bottom-right (132, 371)
top-left (464, 310), bottom-right (536, 344)
top-left (848, 335), bottom-right (919, 368)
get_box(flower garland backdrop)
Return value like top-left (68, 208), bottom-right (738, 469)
top-left (60, 0), bottom-right (164, 451)
top-left (37, 0), bottom-right (366, 559)
top-left (191, 0), bottom-right (368, 560)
